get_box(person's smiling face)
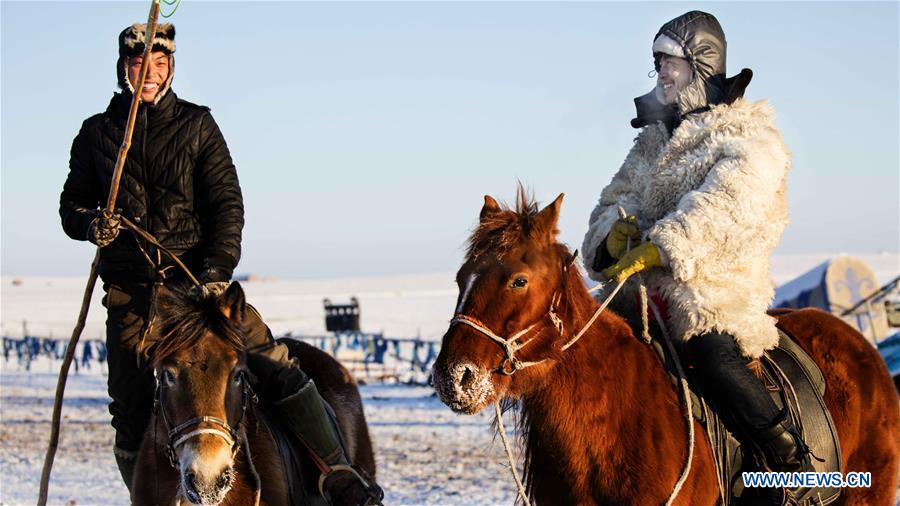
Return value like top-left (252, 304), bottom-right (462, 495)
top-left (656, 54), bottom-right (692, 105)
top-left (127, 51), bottom-right (170, 102)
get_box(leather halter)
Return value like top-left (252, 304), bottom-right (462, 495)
top-left (154, 370), bottom-right (256, 468)
top-left (450, 292), bottom-right (564, 375)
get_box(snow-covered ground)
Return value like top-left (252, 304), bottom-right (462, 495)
top-left (0, 271), bottom-right (521, 505)
top-left (1, 253), bottom-right (897, 505)
top-left (0, 370), bottom-right (517, 505)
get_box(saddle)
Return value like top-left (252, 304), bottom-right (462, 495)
top-left (264, 408), bottom-right (330, 506)
top-left (264, 398), bottom-right (366, 506)
top-left (640, 318), bottom-right (843, 505)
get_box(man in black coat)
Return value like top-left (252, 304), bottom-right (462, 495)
top-left (60, 23), bottom-right (379, 505)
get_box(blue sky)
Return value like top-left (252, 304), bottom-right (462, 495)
top-left (2, 1), bottom-right (898, 278)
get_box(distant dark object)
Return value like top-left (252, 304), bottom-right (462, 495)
top-left (11, 278), bottom-right (23, 286)
top-left (886, 300), bottom-right (900, 327)
top-left (324, 297), bottom-right (360, 332)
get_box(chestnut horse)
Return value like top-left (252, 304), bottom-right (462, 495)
top-left (432, 191), bottom-right (899, 505)
top-left (132, 283), bottom-right (377, 505)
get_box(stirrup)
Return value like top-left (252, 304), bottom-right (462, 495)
top-left (777, 487), bottom-right (802, 506)
top-left (318, 464), bottom-right (384, 506)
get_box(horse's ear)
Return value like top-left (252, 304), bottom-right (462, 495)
top-left (533, 193), bottom-right (564, 239)
top-left (480, 195), bottom-right (501, 222)
top-left (220, 282), bottom-right (247, 323)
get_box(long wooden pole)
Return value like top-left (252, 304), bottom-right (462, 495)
top-left (37, 2), bottom-right (161, 504)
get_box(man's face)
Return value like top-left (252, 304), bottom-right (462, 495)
top-left (656, 54), bottom-right (692, 105)
top-left (127, 51), bottom-right (170, 102)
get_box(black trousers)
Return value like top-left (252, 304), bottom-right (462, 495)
top-left (686, 332), bottom-right (781, 433)
top-left (103, 282), bottom-right (297, 455)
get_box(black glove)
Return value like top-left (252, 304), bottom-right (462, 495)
top-left (188, 266), bottom-right (231, 299)
top-left (199, 264), bottom-right (231, 283)
top-left (87, 209), bottom-right (122, 247)
top-left (189, 281), bottom-right (230, 300)
top-left (246, 352), bottom-right (308, 402)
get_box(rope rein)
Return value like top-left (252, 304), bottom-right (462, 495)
top-left (494, 402), bottom-right (531, 506)
top-left (560, 277), bottom-right (627, 352)
top-left (646, 297), bottom-right (695, 506)
top-left (121, 216), bottom-right (200, 286)
top-left (612, 202), bottom-right (693, 506)
top-left (483, 205), bottom-right (695, 505)
top-left (480, 275), bottom-right (625, 506)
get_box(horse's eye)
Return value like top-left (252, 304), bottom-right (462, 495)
top-left (233, 371), bottom-right (244, 385)
top-left (161, 369), bottom-right (176, 386)
top-left (510, 277), bottom-right (528, 289)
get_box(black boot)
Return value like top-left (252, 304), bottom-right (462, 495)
top-left (749, 410), bottom-right (814, 505)
top-left (687, 333), bottom-right (812, 505)
top-left (274, 380), bottom-right (383, 505)
top-left (752, 410), bottom-right (812, 474)
top-left (248, 354), bottom-right (383, 505)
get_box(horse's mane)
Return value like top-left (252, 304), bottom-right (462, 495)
top-left (151, 286), bottom-right (247, 366)
top-left (466, 186), bottom-right (547, 261)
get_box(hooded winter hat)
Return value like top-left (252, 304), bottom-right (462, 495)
top-left (631, 11), bottom-right (753, 129)
top-left (116, 23), bottom-right (176, 104)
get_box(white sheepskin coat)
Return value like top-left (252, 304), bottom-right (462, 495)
top-left (582, 99), bottom-right (791, 358)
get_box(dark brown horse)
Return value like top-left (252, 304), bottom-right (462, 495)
top-left (132, 283), bottom-right (376, 505)
top-left (432, 191), bottom-right (899, 505)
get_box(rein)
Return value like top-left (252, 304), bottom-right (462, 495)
top-left (455, 237), bottom-right (691, 505)
top-left (459, 272), bottom-right (625, 506)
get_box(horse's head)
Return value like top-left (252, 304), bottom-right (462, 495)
top-left (433, 190), bottom-right (577, 414)
top-left (152, 283), bottom-right (251, 505)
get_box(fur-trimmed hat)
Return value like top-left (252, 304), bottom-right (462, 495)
top-left (119, 23), bottom-right (176, 58)
top-left (116, 23), bottom-right (176, 104)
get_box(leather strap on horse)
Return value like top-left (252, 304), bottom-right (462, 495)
top-left (37, 3), bottom-right (164, 504)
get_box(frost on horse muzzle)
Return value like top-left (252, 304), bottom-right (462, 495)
top-left (156, 370), bottom-right (253, 506)
top-left (177, 430), bottom-right (236, 506)
top-left (433, 358), bottom-right (495, 415)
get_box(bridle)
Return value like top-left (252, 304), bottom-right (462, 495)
top-left (449, 254), bottom-right (627, 376)
top-left (153, 369), bottom-right (256, 469)
top-left (450, 291), bottom-right (563, 375)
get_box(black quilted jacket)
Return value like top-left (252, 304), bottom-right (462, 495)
top-left (59, 91), bottom-right (244, 283)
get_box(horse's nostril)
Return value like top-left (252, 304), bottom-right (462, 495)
top-left (216, 468), bottom-right (234, 490)
top-left (460, 366), bottom-right (475, 388)
top-left (185, 471), bottom-right (198, 490)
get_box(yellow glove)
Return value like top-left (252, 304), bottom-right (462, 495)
top-left (602, 241), bottom-right (662, 283)
top-left (605, 216), bottom-right (641, 260)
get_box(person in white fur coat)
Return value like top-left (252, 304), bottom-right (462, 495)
top-left (581, 11), bottom-right (811, 482)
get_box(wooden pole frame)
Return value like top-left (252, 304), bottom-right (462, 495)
top-left (37, 2), bottom-right (162, 503)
